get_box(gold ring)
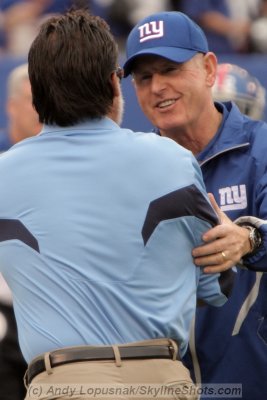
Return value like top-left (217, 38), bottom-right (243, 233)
top-left (221, 251), bottom-right (227, 261)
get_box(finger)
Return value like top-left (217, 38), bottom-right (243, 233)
top-left (194, 251), bottom-right (227, 266)
top-left (208, 193), bottom-right (232, 225)
top-left (202, 224), bottom-right (228, 243)
top-left (208, 193), bottom-right (222, 218)
top-left (192, 242), bottom-right (223, 257)
top-left (193, 242), bottom-right (224, 257)
top-left (203, 263), bottom-right (232, 273)
top-left (193, 227), bottom-right (228, 254)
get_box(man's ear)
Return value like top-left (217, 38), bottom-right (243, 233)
top-left (110, 71), bottom-right (121, 98)
top-left (204, 52), bottom-right (218, 87)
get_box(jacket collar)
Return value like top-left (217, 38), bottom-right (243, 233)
top-left (197, 101), bottom-right (250, 164)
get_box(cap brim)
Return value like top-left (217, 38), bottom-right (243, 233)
top-left (123, 47), bottom-right (198, 77)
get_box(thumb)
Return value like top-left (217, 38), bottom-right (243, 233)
top-left (208, 193), bottom-right (231, 224)
top-left (208, 192), bottom-right (223, 223)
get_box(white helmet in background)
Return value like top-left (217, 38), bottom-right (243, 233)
top-left (212, 63), bottom-right (266, 120)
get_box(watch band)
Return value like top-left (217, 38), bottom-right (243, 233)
top-left (242, 225), bottom-right (262, 254)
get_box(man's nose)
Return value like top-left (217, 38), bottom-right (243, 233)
top-left (150, 73), bottom-right (166, 94)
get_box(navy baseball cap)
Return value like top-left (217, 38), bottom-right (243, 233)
top-left (123, 11), bottom-right (209, 77)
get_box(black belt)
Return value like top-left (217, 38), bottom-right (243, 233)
top-left (27, 344), bottom-right (179, 384)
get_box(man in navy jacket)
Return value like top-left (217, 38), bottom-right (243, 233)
top-left (124, 11), bottom-right (267, 400)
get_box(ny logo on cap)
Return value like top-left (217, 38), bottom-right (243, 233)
top-left (138, 21), bottom-right (164, 43)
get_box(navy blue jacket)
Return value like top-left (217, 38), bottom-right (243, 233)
top-left (190, 102), bottom-right (267, 400)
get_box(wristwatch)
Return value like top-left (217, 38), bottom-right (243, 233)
top-left (242, 225), bottom-right (262, 254)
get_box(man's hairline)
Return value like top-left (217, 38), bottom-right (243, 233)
top-left (130, 52), bottom-right (206, 77)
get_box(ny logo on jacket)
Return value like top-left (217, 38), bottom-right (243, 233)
top-left (219, 184), bottom-right (247, 211)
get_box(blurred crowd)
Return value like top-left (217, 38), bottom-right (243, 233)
top-left (0, 4), bottom-right (267, 400)
top-left (1, 0), bottom-right (267, 56)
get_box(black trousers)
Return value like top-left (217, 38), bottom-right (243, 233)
top-left (0, 303), bottom-right (27, 400)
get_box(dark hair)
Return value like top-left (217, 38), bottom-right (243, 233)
top-left (28, 9), bottom-right (119, 126)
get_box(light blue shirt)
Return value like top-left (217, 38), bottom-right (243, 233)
top-left (0, 117), bottom-right (232, 362)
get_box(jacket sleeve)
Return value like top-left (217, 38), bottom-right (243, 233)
top-left (234, 215), bottom-right (267, 271)
top-left (232, 127), bottom-right (267, 272)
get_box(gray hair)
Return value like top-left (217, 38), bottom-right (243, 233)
top-left (7, 63), bottom-right (29, 99)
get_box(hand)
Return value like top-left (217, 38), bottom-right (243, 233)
top-left (192, 193), bottom-right (252, 273)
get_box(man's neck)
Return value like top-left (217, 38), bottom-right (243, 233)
top-left (160, 108), bottom-right (223, 156)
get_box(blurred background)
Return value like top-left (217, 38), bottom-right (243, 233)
top-left (1, 2), bottom-right (267, 399)
top-left (0, 0), bottom-right (267, 136)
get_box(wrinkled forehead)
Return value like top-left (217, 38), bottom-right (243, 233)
top-left (131, 54), bottom-right (181, 74)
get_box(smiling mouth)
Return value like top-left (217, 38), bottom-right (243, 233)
top-left (157, 99), bottom-right (176, 108)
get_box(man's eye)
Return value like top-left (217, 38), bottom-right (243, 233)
top-left (140, 74), bottom-right (151, 81)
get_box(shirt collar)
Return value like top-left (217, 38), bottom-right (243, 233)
top-left (39, 117), bottom-right (119, 137)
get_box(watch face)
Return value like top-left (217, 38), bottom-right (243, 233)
top-left (254, 229), bottom-right (262, 248)
top-left (238, 223), bottom-right (262, 261)
top-left (242, 225), bottom-right (262, 253)
top-left (250, 227), bottom-right (262, 251)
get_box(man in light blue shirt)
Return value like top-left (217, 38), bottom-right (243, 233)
top-left (0, 9), bottom-right (233, 400)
